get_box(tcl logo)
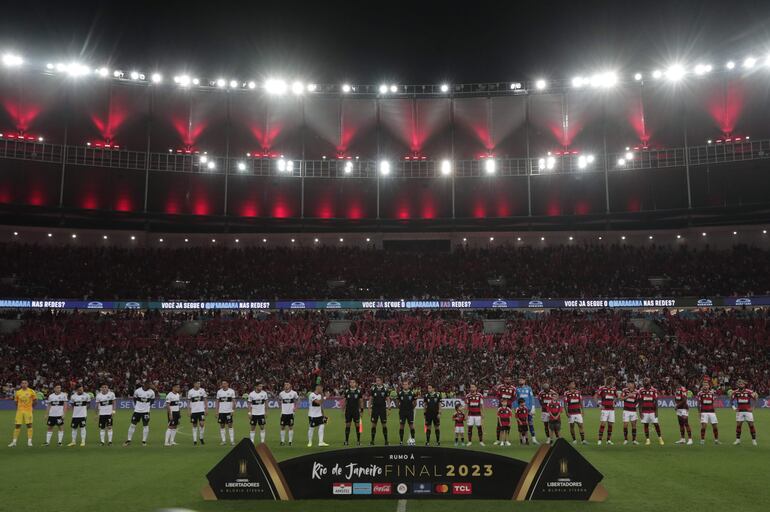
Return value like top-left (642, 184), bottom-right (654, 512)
top-left (452, 483), bottom-right (472, 495)
top-left (373, 483), bottom-right (392, 495)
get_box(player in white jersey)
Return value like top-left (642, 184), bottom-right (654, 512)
top-left (307, 384), bottom-right (329, 447)
top-left (187, 381), bottom-right (208, 445)
top-left (124, 382), bottom-right (156, 446)
top-left (278, 382), bottom-right (299, 446)
top-left (216, 380), bottom-right (237, 446)
top-left (165, 384), bottom-right (182, 447)
top-left (94, 384), bottom-right (116, 445)
top-left (68, 385), bottom-right (90, 447)
top-left (44, 384), bottom-right (68, 446)
top-left (248, 381), bottom-right (269, 444)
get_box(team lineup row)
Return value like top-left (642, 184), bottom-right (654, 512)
top-left (8, 376), bottom-right (761, 448)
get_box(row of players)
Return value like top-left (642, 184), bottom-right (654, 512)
top-left (8, 376), bottom-right (760, 448)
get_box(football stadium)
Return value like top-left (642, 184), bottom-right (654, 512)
top-left (1, 2), bottom-right (770, 511)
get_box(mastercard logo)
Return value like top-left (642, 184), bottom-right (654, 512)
top-left (434, 484), bottom-right (450, 493)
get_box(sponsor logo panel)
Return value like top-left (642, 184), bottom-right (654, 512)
top-left (452, 483), bottom-right (473, 495)
top-left (332, 483), bottom-right (352, 495)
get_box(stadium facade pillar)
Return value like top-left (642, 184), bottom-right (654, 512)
top-left (143, 86), bottom-right (154, 213)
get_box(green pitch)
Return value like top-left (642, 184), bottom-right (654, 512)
top-left (2, 408), bottom-right (769, 512)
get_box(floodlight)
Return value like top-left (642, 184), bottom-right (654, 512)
top-left (440, 83), bottom-right (449, 92)
top-left (577, 155), bottom-right (587, 169)
top-left (307, 83), bottom-right (317, 92)
top-left (546, 156), bottom-right (556, 170)
top-left (1, 53), bottom-right (23, 67)
top-left (199, 155), bottom-right (208, 164)
top-left (571, 76), bottom-right (584, 88)
top-left (265, 78), bottom-right (287, 95)
top-left (652, 69), bottom-right (662, 79)
top-left (277, 158), bottom-right (287, 172)
top-left (389, 84), bottom-right (398, 93)
top-left (726, 60), bottom-right (735, 70)
top-left (129, 71), bottom-right (140, 80)
top-left (484, 158), bottom-right (496, 174)
top-left (96, 67), bottom-right (109, 77)
top-left (634, 72), bottom-right (643, 81)
top-left (216, 78), bottom-right (226, 88)
top-left (291, 81), bottom-right (304, 95)
top-left (440, 159), bottom-right (452, 175)
top-left (380, 160), bottom-right (390, 175)
top-left (586, 154), bottom-right (595, 163)
top-left (534, 79), bottom-right (547, 90)
top-left (538, 158), bottom-right (546, 170)
top-left (341, 83), bottom-right (351, 93)
top-left (625, 151), bottom-right (633, 160)
top-left (229, 80), bottom-right (239, 88)
top-left (617, 158), bottom-right (626, 166)
top-left (379, 84), bottom-right (388, 94)
top-left (344, 161), bottom-right (353, 174)
top-left (237, 161), bottom-right (246, 171)
top-left (665, 64), bottom-right (685, 81)
top-left (207, 161), bottom-right (216, 170)
top-left (744, 56), bottom-right (757, 68)
top-left (247, 81), bottom-right (256, 89)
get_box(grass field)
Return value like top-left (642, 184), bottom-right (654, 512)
top-left (2, 408), bottom-right (769, 512)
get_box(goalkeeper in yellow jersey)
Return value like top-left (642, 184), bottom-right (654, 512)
top-left (9, 380), bottom-right (36, 447)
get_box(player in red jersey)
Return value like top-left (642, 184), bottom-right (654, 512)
top-left (564, 381), bottom-right (587, 444)
top-left (697, 381), bottom-right (720, 445)
top-left (638, 377), bottom-right (664, 445)
top-left (515, 398), bottom-right (531, 445)
top-left (464, 383), bottom-right (485, 446)
top-left (497, 399), bottom-right (513, 446)
top-left (536, 383), bottom-right (554, 442)
top-left (547, 391), bottom-right (563, 442)
top-left (452, 403), bottom-right (466, 446)
top-left (594, 376), bottom-right (618, 445)
top-left (620, 382), bottom-right (639, 445)
top-left (495, 378), bottom-right (516, 445)
top-left (732, 379), bottom-right (759, 446)
top-left (673, 379), bottom-right (693, 445)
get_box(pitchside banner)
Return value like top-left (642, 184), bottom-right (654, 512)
top-left (202, 438), bottom-right (607, 501)
top-left (0, 296), bottom-right (767, 310)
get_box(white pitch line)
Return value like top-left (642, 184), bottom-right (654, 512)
top-left (396, 499), bottom-right (407, 512)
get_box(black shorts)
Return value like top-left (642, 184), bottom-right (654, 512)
top-left (99, 414), bottom-right (114, 429)
top-left (131, 412), bottom-right (151, 426)
top-left (548, 420), bottom-right (561, 432)
top-left (250, 414), bottom-right (266, 427)
top-left (500, 425), bottom-right (511, 432)
top-left (345, 409), bottom-right (361, 423)
top-left (424, 412), bottom-right (440, 427)
top-left (399, 410), bottom-right (414, 424)
top-left (47, 416), bottom-right (64, 427)
top-left (309, 416), bottom-right (324, 428)
top-left (280, 414), bottom-right (295, 427)
top-left (190, 411), bottom-right (205, 424)
top-left (168, 411), bottom-right (180, 427)
top-left (71, 417), bottom-right (86, 429)
top-left (518, 424), bottom-right (529, 434)
top-left (371, 408), bottom-right (387, 423)
top-left (218, 412), bottom-right (233, 425)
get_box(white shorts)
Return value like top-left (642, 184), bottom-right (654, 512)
top-left (736, 412), bottom-right (754, 422)
top-left (676, 409), bottom-right (689, 418)
top-left (640, 413), bottom-right (658, 424)
top-left (454, 426), bottom-right (465, 434)
top-left (622, 411), bottom-right (638, 423)
top-left (466, 415), bottom-right (482, 427)
top-left (541, 411), bottom-right (550, 422)
top-left (568, 414), bottom-right (583, 424)
top-left (700, 413), bottom-right (718, 425)
top-left (599, 410), bottom-right (615, 423)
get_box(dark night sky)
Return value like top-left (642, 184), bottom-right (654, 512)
top-left (3, 0), bottom-right (770, 84)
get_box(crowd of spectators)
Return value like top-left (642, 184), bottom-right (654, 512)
top-left (2, 308), bottom-right (768, 398)
top-left (2, 243), bottom-right (770, 300)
